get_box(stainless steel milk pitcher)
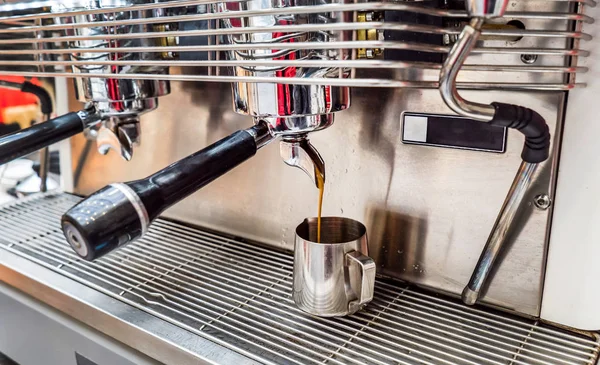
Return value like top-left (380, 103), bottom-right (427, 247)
top-left (293, 217), bottom-right (376, 317)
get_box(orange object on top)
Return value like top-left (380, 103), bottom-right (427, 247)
top-left (0, 76), bottom-right (43, 124)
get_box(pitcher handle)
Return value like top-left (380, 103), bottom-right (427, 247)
top-left (346, 251), bottom-right (376, 306)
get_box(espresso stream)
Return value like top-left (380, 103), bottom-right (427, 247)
top-left (316, 172), bottom-right (324, 243)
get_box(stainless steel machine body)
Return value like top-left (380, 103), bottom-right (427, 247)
top-left (73, 85), bottom-right (562, 317)
top-left (0, 0), bottom-right (581, 316)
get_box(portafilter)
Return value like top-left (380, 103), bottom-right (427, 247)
top-left (62, 0), bottom-right (353, 260)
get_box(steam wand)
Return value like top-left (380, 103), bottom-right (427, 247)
top-left (62, 122), bottom-right (275, 261)
top-left (439, 17), bottom-right (551, 305)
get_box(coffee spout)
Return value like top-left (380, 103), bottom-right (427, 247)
top-left (280, 137), bottom-right (325, 188)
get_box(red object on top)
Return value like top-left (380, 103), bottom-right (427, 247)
top-left (0, 76), bottom-right (43, 124)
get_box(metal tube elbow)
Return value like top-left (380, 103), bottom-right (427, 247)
top-left (439, 18), bottom-right (496, 122)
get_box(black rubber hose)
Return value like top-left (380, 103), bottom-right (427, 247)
top-left (489, 102), bottom-right (551, 163)
top-left (20, 81), bottom-right (53, 115)
top-left (0, 112), bottom-right (86, 165)
top-left (61, 126), bottom-right (265, 261)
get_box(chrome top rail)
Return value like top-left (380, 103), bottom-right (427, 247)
top-left (0, 0), bottom-right (596, 24)
top-left (0, 0), bottom-right (594, 91)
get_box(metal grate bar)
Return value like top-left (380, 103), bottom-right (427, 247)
top-left (371, 287), bottom-right (596, 359)
top-left (0, 193), bottom-right (598, 365)
top-left (396, 285), bottom-right (599, 348)
top-left (361, 298), bottom-right (591, 364)
top-left (0, 40), bottom-right (587, 56)
top-left (0, 0), bottom-right (245, 23)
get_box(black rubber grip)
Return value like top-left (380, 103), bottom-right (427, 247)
top-left (20, 81), bottom-right (53, 115)
top-left (490, 102), bottom-right (551, 163)
top-left (131, 129), bottom-right (259, 219)
top-left (61, 128), bottom-right (260, 261)
top-left (0, 112), bottom-right (85, 165)
top-left (62, 185), bottom-right (145, 261)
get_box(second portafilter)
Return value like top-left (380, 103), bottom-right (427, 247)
top-left (0, 0), bottom-right (171, 166)
top-left (221, 0), bottom-right (352, 187)
top-left (54, 0), bottom-right (171, 161)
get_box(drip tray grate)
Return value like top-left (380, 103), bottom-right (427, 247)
top-left (0, 193), bottom-right (598, 365)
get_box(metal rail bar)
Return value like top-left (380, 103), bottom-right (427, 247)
top-left (0, 71), bottom-right (583, 90)
top-left (0, 3), bottom-right (594, 36)
top-left (0, 59), bottom-right (587, 73)
top-left (0, 41), bottom-right (588, 57)
top-left (0, 0), bottom-right (245, 23)
top-left (0, 20), bottom-right (593, 44)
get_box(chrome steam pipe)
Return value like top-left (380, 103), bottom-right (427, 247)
top-left (462, 161), bottom-right (538, 305)
top-left (440, 2), bottom-right (551, 306)
top-left (465, 0), bottom-right (509, 18)
top-left (439, 18), bottom-right (496, 122)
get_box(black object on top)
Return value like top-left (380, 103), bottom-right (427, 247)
top-left (489, 102), bottom-right (551, 164)
top-left (20, 81), bottom-right (53, 115)
top-left (384, 0), bottom-right (445, 64)
top-left (0, 123), bottom-right (20, 137)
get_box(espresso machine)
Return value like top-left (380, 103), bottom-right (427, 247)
top-left (0, 0), bottom-right (598, 364)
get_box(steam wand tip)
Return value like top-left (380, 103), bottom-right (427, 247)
top-left (462, 286), bottom-right (479, 306)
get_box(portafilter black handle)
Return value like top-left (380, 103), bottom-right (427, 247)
top-left (61, 123), bottom-right (273, 261)
top-left (0, 107), bottom-right (100, 165)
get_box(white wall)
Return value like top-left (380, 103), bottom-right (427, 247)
top-left (541, 3), bottom-right (600, 330)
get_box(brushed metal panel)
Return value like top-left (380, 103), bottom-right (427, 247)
top-left (70, 80), bottom-right (563, 317)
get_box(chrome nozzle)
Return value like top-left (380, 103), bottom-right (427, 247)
top-left (465, 0), bottom-right (509, 18)
top-left (280, 137), bottom-right (325, 188)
